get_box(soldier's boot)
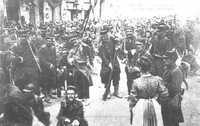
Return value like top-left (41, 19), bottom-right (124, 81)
top-left (113, 85), bottom-right (122, 98)
top-left (127, 79), bottom-right (133, 95)
top-left (57, 88), bottom-right (61, 97)
top-left (102, 88), bottom-right (111, 101)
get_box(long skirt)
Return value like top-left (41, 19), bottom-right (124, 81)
top-left (74, 70), bottom-right (90, 99)
top-left (131, 99), bottom-right (163, 126)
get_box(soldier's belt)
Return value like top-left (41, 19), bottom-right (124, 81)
top-left (76, 61), bottom-right (87, 66)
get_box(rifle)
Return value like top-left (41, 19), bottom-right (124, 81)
top-left (130, 109), bottom-right (133, 124)
top-left (80, 5), bottom-right (92, 37)
top-left (27, 38), bottom-right (42, 73)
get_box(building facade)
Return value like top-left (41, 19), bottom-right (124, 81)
top-left (2, 0), bottom-right (93, 26)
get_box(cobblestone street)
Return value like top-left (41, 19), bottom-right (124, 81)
top-left (33, 57), bottom-right (200, 126)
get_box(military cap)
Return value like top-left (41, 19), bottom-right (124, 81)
top-left (100, 25), bottom-right (109, 35)
top-left (126, 33), bottom-right (134, 38)
top-left (157, 24), bottom-right (169, 31)
top-left (151, 23), bottom-right (159, 29)
top-left (45, 36), bottom-right (54, 42)
top-left (66, 85), bottom-right (77, 93)
top-left (23, 83), bottom-right (35, 93)
top-left (135, 41), bottom-right (143, 45)
top-left (162, 49), bottom-right (178, 60)
top-left (140, 55), bottom-right (151, 62)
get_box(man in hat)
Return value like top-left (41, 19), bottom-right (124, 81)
top-left (125, 41), bottom-right (148, 95)
top-left (98, 25), bottom-right (122, 100)
top-left (57, 85), bottom-right (88, 126)
top-left (150, 24), bottom-right (172, 77)
top-left (124, 29), bottom-right (136, 53)
top-left (161, 49), bottom-right (184, 126)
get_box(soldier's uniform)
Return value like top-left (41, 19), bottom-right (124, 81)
top-left (38, 39), bottom-right (57, 97)
top-left (10, 38), bottom-right (40, 93)
top-left (0, 84), bottom-right (50, 126)
top-left (68, 39), bottom-right (93, 99)
top-left (161, 50), bottom-right (184, 126)
top-left (98, 26), bottom-right (121, 100)
top-left (57, 96), bottom-right (88, 126)
top-left (123, 31), bottom-right (140, 95)
top-left (58, 53), bottom-right (75, 88)
top-left (125, 41), bottom-right (146, 95)
top-left (150, 25), bottom-right (171, 77)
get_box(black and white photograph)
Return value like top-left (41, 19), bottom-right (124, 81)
top-left (0, 0), bottom-right (200, 126)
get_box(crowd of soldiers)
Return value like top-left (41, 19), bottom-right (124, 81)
top-left (0, 15), bottom-right (200, 126)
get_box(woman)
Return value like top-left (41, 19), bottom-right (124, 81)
top-left (128, 56), bottom-right (168, 126)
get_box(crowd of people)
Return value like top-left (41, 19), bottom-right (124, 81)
top-left (0, 15), bottom-right (200, 126)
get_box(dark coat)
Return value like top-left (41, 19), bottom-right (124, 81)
top-left (10, 40), bottom-right (39, 91)
top-left (99, 35), bottom-right (120, 84)
top-left (38, 44), bottom-right (56, 67)
top-left (123, 36), bottom-right (136, 51)
top-left (68, 43), bottom-right (94, 99)
top-left (162, 64), bottom-right (184, 126)
top-left (38, 44), bottom-right (56, 89)
top-left (1, 84), bottom-right (50, 126)
top-left (150, 34), bottom-right (172, 56)
top-left (57, 99), bottom-right (88, 126)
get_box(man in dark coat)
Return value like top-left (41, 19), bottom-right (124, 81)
top-left (98, 25), bottom-right (121, 100)
top-left (150, 25), bottom-right (171, 77)
top-left (123, 31), bottom-right (137, 95)
top-left (124, 41), bottom-right (144, 95)
top-left (57, 86), bottom-right (88, 126)
top-left (38, 38), bottom-right (57, 100)
top-left (10, 36), bottom-right (40, 94)
top-left (0, 83), bottom-right (50, 126)
top-left (161, 49), bottom-right (184, 126)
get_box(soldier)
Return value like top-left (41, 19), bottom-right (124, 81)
top-left (150, 24), bottom-right (171, 77)
top-left (57, 85), bottom-right (88, 126)
top-left (1, 83), bottom-right (50, 126)
top-left (161, 49), bottom-right (184, 126)
top-left (38, 37), bottom-right (57, 100)
top-left (67, 37), bottom-right (94, 102)
top-left (125, 41), bottom-right (146, 95)
top-left (123, 29), bottom-right (136, 55)
top-left (98, 25), bottom-right (121, 100)
top-left (10, 32), bottom-right (40, 94)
